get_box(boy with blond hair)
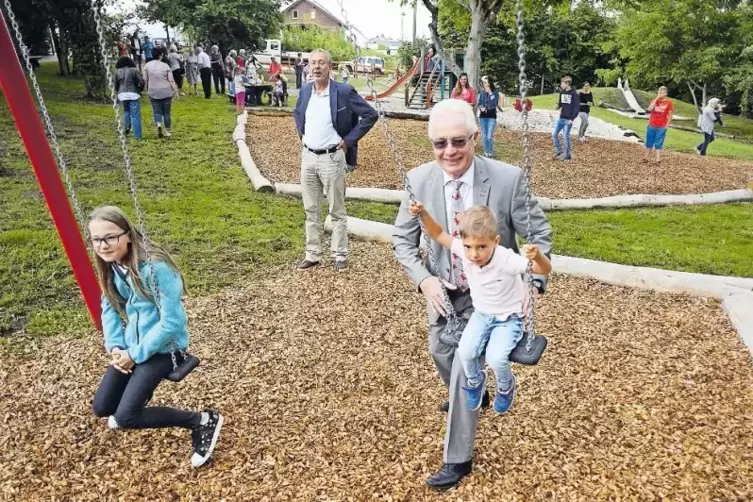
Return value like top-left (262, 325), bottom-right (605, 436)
top-left (409, 202), bottom-right (551, 414)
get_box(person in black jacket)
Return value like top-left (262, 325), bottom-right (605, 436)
top-left (577, 82), bottom-right (595, 142)
top-left (552, 75), bottom-right (580, 161)
top-left (114, 56), bottom-right (144, 139)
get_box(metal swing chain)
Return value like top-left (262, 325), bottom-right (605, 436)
top-left (515, 0), bottom-right (538, 350)
top-left (90, 5), bottom-right (182, 369)
top-left (336, 0), bottom-right (358, 56)
top-left (334, 0), bottom-right (459, 330)
top-left (3, 0), bottom-right (89, 238)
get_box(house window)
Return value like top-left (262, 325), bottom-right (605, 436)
top-left (292, 10), bottom-right (298, 19)
top-left (310, 10), bottom-right (316, 19)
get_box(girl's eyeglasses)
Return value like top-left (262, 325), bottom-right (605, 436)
top-left (91, 231), bottom-right (128, 248)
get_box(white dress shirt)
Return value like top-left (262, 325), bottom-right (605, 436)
top-left (442, 160), bottom-right (475, 228)
top-left (302, 84), bottom-right (342, 150)
top-left (197, 51), bottom-right (211, 70)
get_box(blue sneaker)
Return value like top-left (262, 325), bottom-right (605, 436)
top-left (494, 374), bottom-right (517, 414)
top-left (463, 370), bottom-right (488, 411)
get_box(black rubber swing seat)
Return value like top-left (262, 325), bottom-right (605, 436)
top-left (438, 317), bottom-right (548, 366)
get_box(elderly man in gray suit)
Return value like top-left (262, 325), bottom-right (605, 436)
top-left (392, 98), bottom-right (553, 490)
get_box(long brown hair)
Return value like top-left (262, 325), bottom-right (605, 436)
top-left (89, 206), bottom-right (186, 314)
top-left (453, 72), bottom-right (471, 97)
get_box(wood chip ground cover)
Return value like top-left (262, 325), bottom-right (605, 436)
top-left (248, 115), bottom-right (753, 199)
top-left (2, 243), bottom-right (753, 500)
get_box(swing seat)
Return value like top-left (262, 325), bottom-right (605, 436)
top-left (165, 352), bottom-right (201, 382)
top-left (438, 315), bottom-right (547, 366)
top-left (509, 332), bottom-right (547, 366)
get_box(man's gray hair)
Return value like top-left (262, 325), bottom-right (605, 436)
top-left (428, 99), bottom-right (479, 138)
top-left (311, 48), bottom-right (333, 63)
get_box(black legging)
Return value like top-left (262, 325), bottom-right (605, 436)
top-left (199, 67), bottom-right (212, 99)
top-left (172, 69), bottom-right (183, 90)
top-left (92, 353), bottom-right (201, 429)
top-left (211, 64), bottom-right (225, 94)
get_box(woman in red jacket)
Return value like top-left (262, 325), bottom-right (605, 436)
top-left (451, 73), bottom-right (476, 106)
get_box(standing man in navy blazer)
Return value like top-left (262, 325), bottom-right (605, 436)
top-left (293, 49), bottom-right (378, 271)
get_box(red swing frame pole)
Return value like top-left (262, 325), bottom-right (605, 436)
top-left (0, 12), bottom-right (102, 330)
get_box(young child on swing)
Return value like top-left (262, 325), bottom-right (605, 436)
top-left (88, 206), bottom-right (223, 468)
top-left (408, 202), bottom-right (551, 414)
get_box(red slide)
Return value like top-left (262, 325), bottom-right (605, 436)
top-left (364, 59), bottom-right (421, 101)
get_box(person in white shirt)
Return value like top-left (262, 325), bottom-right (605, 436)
top-left (391, 98), bottom-right (553, 490)
top-left (196, 45), bottom-right (213, 99)
top-left (409, 201), bottom-right (550, 414)
top-left (292, 49), bottom-right (377, 271)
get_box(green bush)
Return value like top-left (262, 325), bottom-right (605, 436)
top-left (282, 25), bottom-right (355, 61)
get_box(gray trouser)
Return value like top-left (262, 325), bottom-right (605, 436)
top-left (300, 148), bottom-right (348, 262)
top-left (428, 289), bottom-right (479, 463)
top-left (578, 111), bottom-right (589, 138)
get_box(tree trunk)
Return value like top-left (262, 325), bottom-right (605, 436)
top-left (541, 73), bottom-right (545, 95)
top-left (687, 81), bottom-right (701, 115)
top-left (420, 0), bottom-right (463, 78)
top-left (165, 24), bottom-right (170, 43)
top-left (465, 6), bottom-right (488, 92)
top-left (50, 24), bottom-right (69, 76)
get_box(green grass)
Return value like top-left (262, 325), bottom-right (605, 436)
top-left (347, 202), bottom-right (753, 278)
top-left (0, 63), bottom-right (387, 336)
top-left (2, 66), bottom-right (752, 338)
top-left (529, 88), bottom-right (753, 161)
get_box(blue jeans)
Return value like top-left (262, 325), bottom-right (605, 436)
top-left (479, 118), bottom-right (496, 155)
top-left (121, 99), bottom-right (142, 139)
top-left (553, 118), bottom-right (573, 158)
top-left (645, 125), bottom-right (667, 150)
top-left (149, 97), bottom-right (172, 130)
top-left (457, 311), bottom-right (524, 391)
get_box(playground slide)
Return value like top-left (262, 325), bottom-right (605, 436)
top-left (364, 59), bottom-right (421, 101)
top-left (622, 88), bottom-right (646, 115)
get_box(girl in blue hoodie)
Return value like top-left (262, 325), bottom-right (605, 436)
top-left (89, 206), bottom-right (223, 468)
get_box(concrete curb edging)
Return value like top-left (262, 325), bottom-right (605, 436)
top-left (234, 111), bottom-right (274, 193)
top-left (275, 183), bottom-right (753, 210)
top-left (324, 215), bottom-right (753, 357)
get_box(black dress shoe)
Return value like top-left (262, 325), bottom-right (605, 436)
top-left (297, 259), bottom-right (320, 270)
top-left (426, 461), bottom-right (472, 490)
top-left (439, 391), bottom-right (490, 412)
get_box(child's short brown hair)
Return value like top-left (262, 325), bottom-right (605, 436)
top-left (459, 205), bottom-right (498, 239)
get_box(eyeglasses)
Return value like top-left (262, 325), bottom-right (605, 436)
top-left (90, 231), bottom-right (128, 248)
top-left (431, 134), bottom-right (474, 150)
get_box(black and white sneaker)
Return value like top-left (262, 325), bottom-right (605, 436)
top-left (190, 410), bottom-right (223, 468)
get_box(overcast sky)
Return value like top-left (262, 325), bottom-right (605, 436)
top-left (115, 0), bottom-right (433, 43)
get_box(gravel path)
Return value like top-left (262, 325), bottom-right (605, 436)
top-left (248, 116), bottom-right (753, 199)
top-left (2, 242), bottom-right (753, 500)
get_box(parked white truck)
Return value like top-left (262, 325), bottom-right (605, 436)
top-left (252, 39), bottom-right (311, 67)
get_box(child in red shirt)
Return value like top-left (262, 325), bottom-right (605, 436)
top-left (643, 86), bottom-right (674, 163)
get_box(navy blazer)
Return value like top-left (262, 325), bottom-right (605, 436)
top-left (293, 80), bottom-right (378, 167)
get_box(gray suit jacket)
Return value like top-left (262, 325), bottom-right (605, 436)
top-left (392, 155), bottom-right (553, 295)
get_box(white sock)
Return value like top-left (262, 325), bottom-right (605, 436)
top-left (199, 412), bottom-right (210, 426)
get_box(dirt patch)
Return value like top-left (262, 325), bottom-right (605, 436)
top-left (2, 242), bottom-right (752, 500)
top-left (247, 115), bottom-right (753, 199)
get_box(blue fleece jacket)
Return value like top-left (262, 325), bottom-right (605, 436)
top-left (102, 261), bottom-right (188, 364)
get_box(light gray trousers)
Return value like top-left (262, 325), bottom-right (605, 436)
top-left (300, 148), bottom-right (348, 262)
top-left (578, 111), bottom-right (590, 138)
top-left (428, 290), bottom-right (480, 463)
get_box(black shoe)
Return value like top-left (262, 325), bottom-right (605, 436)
top-left (426, 461), bottom-right (473, 490)
top-left (439, 391), bottom-right (490, 412)
top-left (190, 410), bottom-right (224, 468)
top-left (297, 259), bottom-right (320, 270)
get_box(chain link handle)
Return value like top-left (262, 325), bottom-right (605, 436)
top-left (365, 77), bottom-right (459, 331)
top-left (516, 0), bottom-right (538, 350)
top-left (90, 5), bottom-right (183, 369)
top-left (3, 0), bottom-right (89, 238)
